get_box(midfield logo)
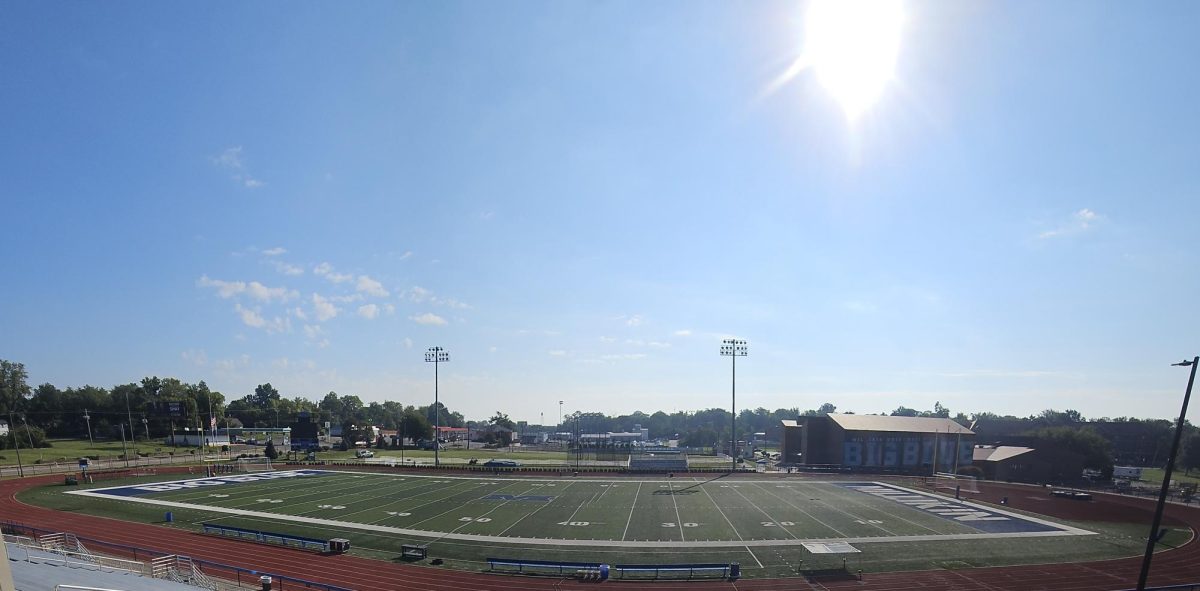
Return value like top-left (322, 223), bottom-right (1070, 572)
top-left (134, 470), bottom-right (323, 492)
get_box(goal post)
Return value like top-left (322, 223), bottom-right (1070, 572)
top-left (235, 457), bottom-right (273, 472)
top-left (932, 472), bottom-right (979, 494)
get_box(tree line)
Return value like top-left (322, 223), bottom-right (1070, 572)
top-left (1, 359), bottom-right (1197, 475)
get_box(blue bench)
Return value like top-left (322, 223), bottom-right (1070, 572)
top-left (612, 562), bottom-right (733, 580)
top-left (201, 523), bottom-right (329, 552)
top-left (487, 558), bottom-right (608, 579)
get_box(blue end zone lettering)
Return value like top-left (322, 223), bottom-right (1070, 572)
top-left (841, 482), bottom-right (1063, 534)
top-left (481, 494), bottom-right (555, 502)
top-left (89, 470), bottom-right (332, 497)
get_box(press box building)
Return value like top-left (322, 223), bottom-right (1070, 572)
top-left (781, 413), bottom-right (975, 473)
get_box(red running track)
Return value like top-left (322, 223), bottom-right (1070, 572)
top-left (1, 473), bottom-right (1198, 591)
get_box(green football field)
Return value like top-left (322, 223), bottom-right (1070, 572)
top-left (28, 469), bottom-right (1184, 578)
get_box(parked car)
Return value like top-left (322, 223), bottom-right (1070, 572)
top-left (355, 449), bottom-right (374, 459)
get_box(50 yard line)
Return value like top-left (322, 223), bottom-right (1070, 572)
top-left (621, 482), bottom-right (642, 541)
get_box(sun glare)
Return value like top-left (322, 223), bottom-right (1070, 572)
top-left (804, 0), bottom-right (904, 121)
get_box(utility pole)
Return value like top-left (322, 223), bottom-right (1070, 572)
top-left (83, 409), bottom-right (94, 450)
top-left (8, 411), bottom-right (24, 478)
top-left (120, 423), bottom-right (129, 468)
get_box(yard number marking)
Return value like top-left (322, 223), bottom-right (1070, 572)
top-left (459, 517), bottom-right (492, 522)
top-left (855, 519), bottom-right (883, 524)
top-left (762, 521), bottom-right (796, 527)
top-left (662, 522), bottom-right (700, 528)
top-left (385, 511), bottom-right (412, 517)
top-left (557, 521), bottom-right (590, 526)
top-left (256, 499), bottom-right (283, 503)
top-left (317, 504), bottom-right (346, 510)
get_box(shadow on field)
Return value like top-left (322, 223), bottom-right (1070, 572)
top-left (651, 472), bottom-right (733, 495)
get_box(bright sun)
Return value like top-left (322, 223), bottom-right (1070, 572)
top-left (803, 0), bottom-right (904, 121)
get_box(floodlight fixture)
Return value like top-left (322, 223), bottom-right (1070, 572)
top-left (1136, 355), bottom-right (1198, 590)
top-left (720, 338), bottom-right (749, 472)
top-left (425, 346), bottom-right (450, 467)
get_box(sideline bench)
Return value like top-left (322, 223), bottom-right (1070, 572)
top-left (201, 523), bottom-right (329, 552)
top-left (487, 557), bottom-right (609, 580)
top-left (612, 562), bottom-right (734, 580)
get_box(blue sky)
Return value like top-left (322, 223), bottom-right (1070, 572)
top-left (2, 1), bottom-right (1198, 424)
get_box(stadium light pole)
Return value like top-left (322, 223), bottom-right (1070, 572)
top-left (8, 411), bottom-right (24, 478)
top-left (425, 346), bottom-right (450, 467)
top-left (1136, 356), bottom-right (1198, 590)
top-left (720, 339), bottom-right (748, 472)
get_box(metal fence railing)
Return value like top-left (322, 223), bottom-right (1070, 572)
top-left (3, 522), bottom-right (353, 591)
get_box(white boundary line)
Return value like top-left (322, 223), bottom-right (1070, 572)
top-left (65, 471), bottom-right (1095, 548)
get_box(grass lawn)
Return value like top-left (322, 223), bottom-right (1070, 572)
top-left (314, 448), bottom-right (572, 462)
top-left (20, 469), bottom-right (1186, 579)
top-left (0, 438), bottom-right (189, 466)
top-left (1139, 467), bottom-right (1200, 487)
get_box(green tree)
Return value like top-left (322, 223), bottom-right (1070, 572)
top-left (890, 406), bottom-right (919, 417)
top-left (1024, 426), bottom-right (1114, 474)
top-left (264, 438), bottom-right (279, 460)
top-left (0, 360), bottom-right (32, 417)
top-left (1181, 434), bottom-right (1200, 475)
top-left (253, 383), bottom-right (281, 409)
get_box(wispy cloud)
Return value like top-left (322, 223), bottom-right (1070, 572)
top-left (357, 303), bottom-right (379, 319)
top-left (401, 286), bottom-right (470, 309)
top-left (1039, 208), bottom-right (1102, 239)
top-left (271, 261), bottom-right (304, 276)
top-left (548, 349), bottom-right (569, 357)
top-left (398, 251), bottom-right (413, 260)
top-left (181, 349), bottom-right (208, 366)
top-left (356, 275), bottom-right (389, 298)
top-left (625, 315), bottom-right (644, 327)
top-left (673, 329), bottom-right (692, 337)
top-left (312, 293), bottom-right (340, 322)
top-left (261, 247), bottom-right (287, 257)
top-left (410, 312), bottom-right (447, 326)
top-left (211, 146), bottom-right (264, 189)
top-left (313, 262), bottom-right (353, 284)
top-left (234, 303), bottom-right (289, 332)
top-left (197, 276), bottom-right (295, 302)
top-left (303, 324), bottom-right (329, 348)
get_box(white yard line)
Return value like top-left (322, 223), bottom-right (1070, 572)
top-left (745, 546), bottom-right (764, 568)
top-left (698, 483), bottom-right (743, 541)
top-left (744, 482), bottom-right (849, 538)
top-left (407, 481), bottom-right (528, 528)
top-left (754, 482), bottom-right (883, 536)
top-left (620, 482), bottom-right (643, 541)
top-left (727, 486), bottom-right (799, 540)
top-left (668, 482), bottom-right (686, 541)
top-left (498, 481), bottom-right (577, 537)
top-left (791, 481), bottom-right (942, 535)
